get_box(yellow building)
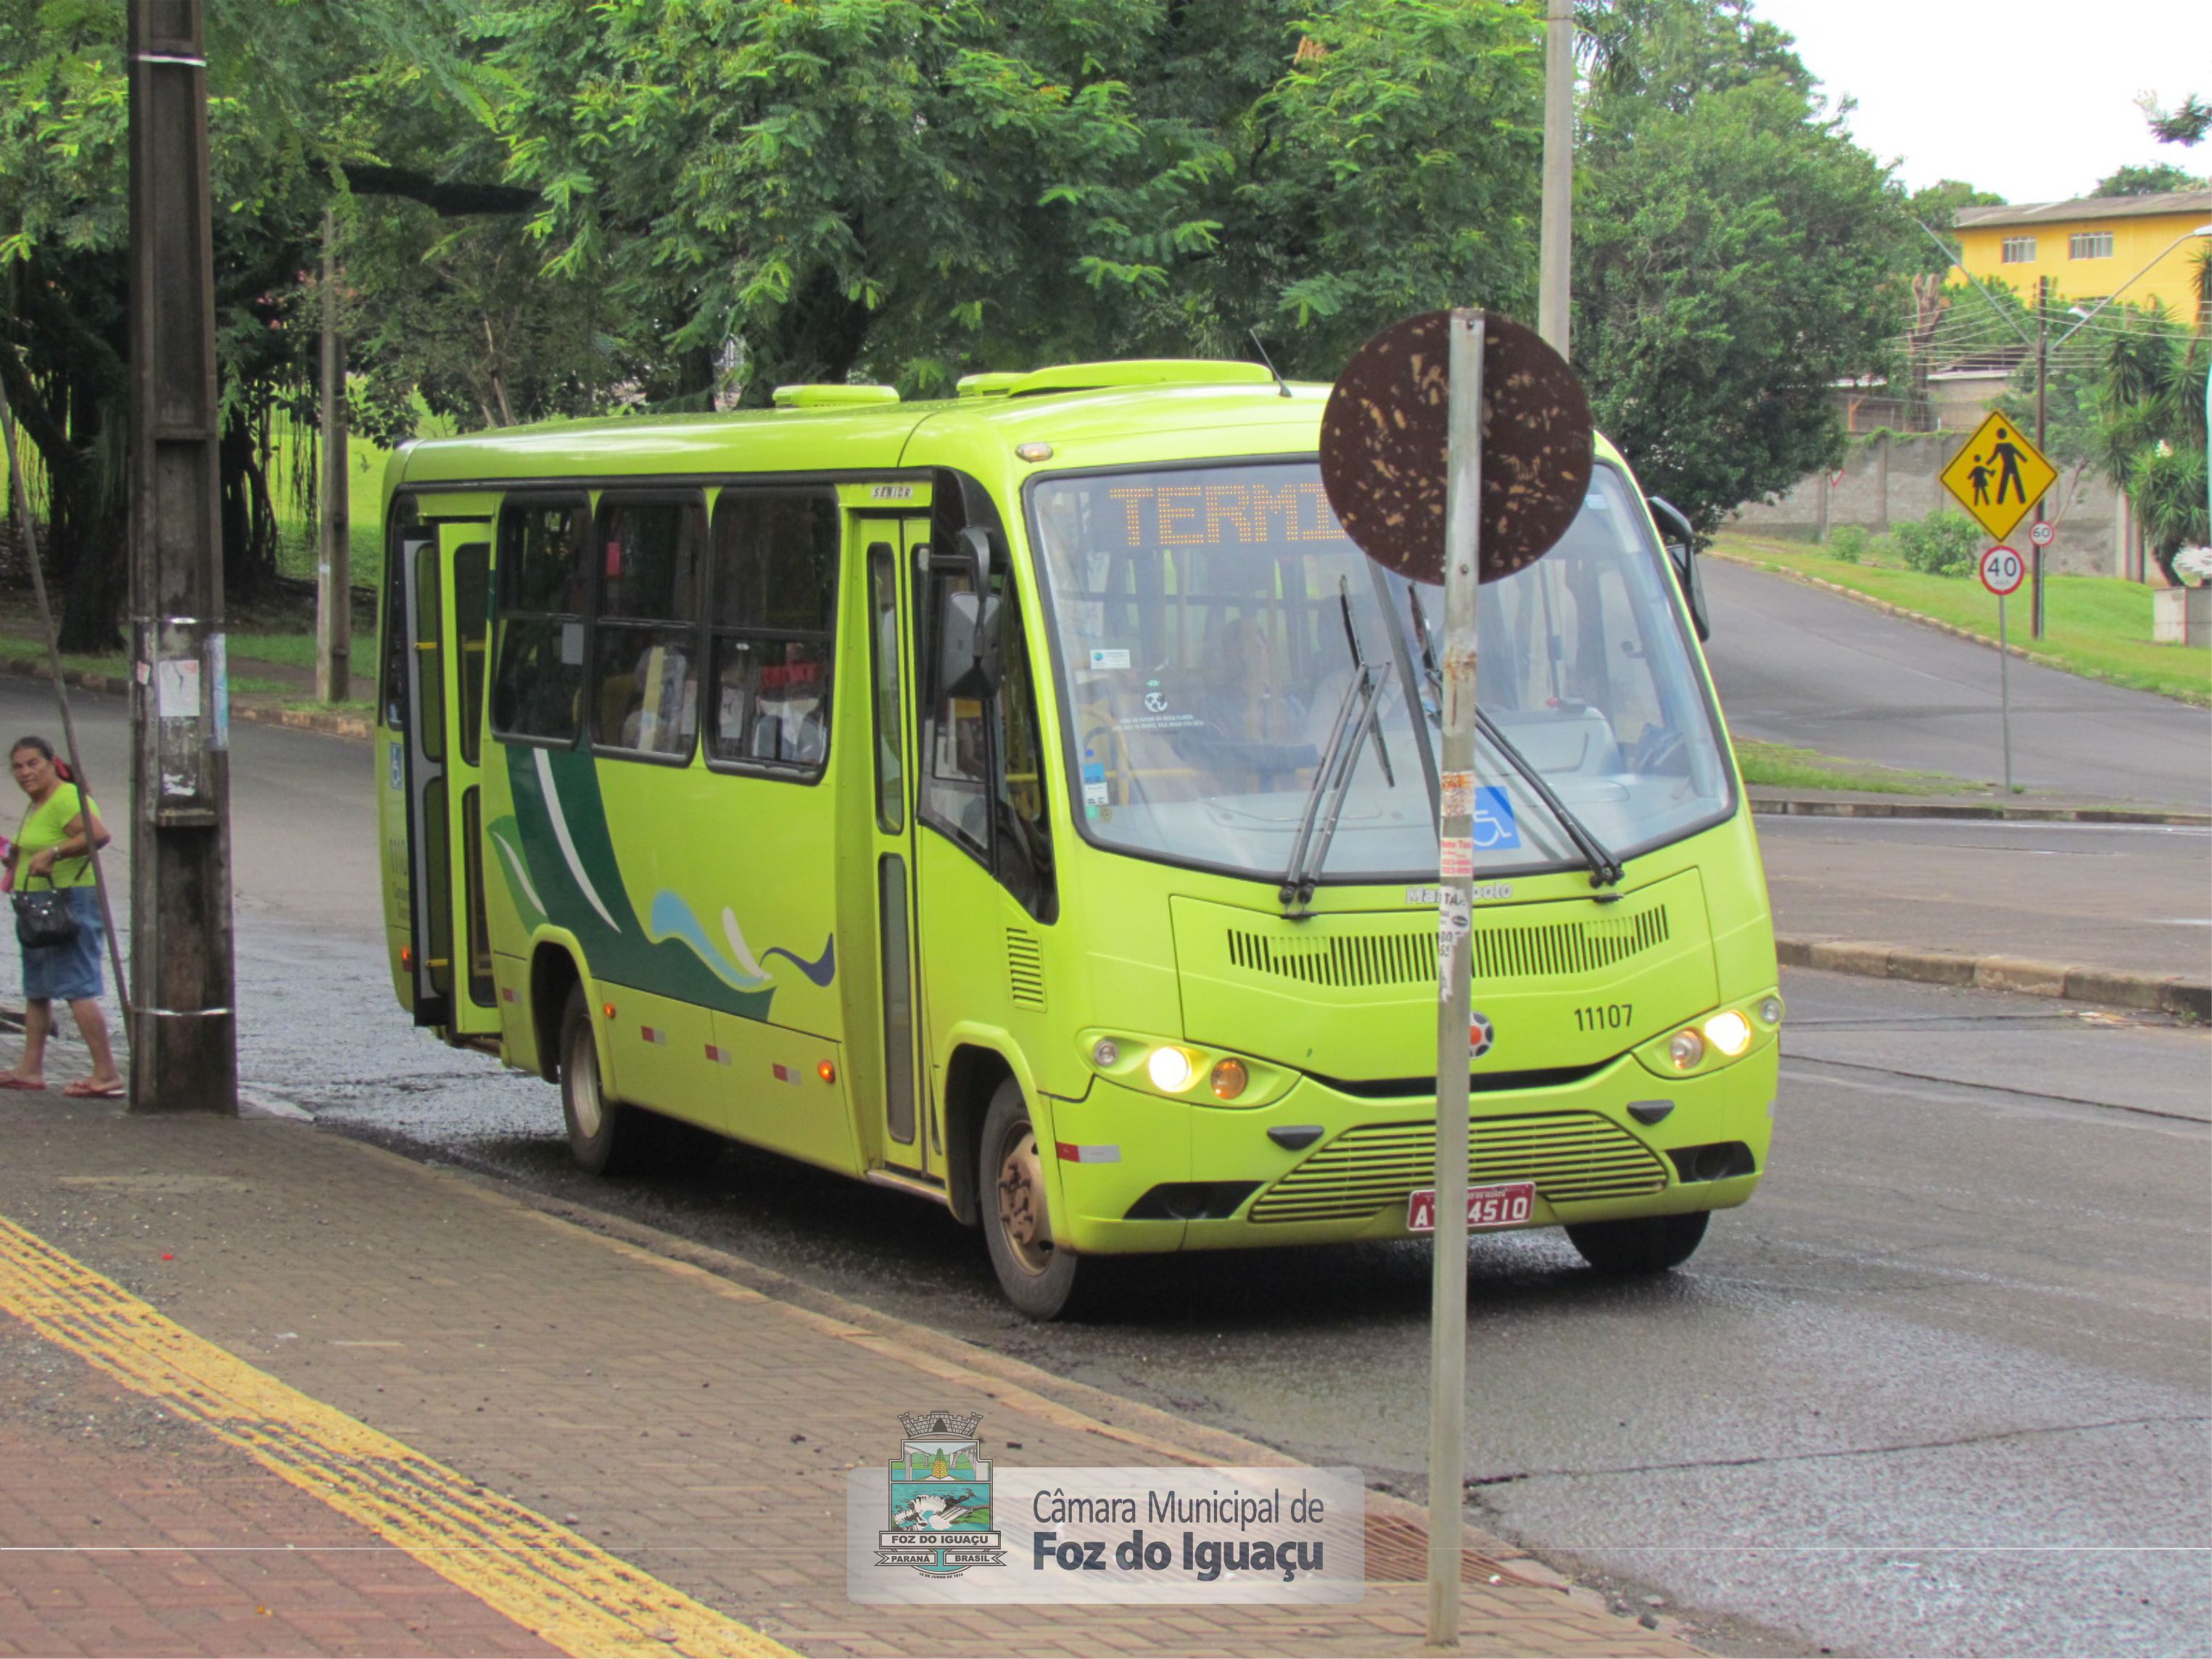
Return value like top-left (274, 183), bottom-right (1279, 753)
top-left (1952, 189), bottom-right (2212, 323)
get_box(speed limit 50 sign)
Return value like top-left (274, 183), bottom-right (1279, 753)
top-left (1979, 545), bottom-right (2026, 597)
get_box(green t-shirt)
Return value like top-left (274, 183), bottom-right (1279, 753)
top-left (15, 782), bottom-right (99, 890)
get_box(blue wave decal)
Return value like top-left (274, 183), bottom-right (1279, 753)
top-left (643, 891), bottom-right (774, 993)
top-left (764, 938), bottom-right (838, 988)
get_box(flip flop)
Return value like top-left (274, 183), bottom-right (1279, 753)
top-left (60, 1080), bottom-right (124, 1099)
top-left (0, 1075), bottom-right (46, 1091)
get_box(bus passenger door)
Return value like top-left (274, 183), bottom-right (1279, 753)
top-left (441, 522), bottom-right (499, 1037)
top-left (400, 520), bottom-right (499, 1038)
top-left (862, 521), bottom-right (937, 1181)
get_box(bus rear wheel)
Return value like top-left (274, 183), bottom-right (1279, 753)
top-left (1565, 1209), bottom-right (1709, 1275)
top-left (981, 1080), bottom-right (1080, 1320)
top-left (559, 984), bottom-right (642, 1176)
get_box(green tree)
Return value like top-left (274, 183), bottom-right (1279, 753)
top-left (2091, 161), bottom-right (2203, 197)
top-left (482, 0), bottom-right (1546, 400)
top-left (1571, 3), bottom-right (1910, 534)
top-left (0, 0), bottom-right (521, 645)
top-left (2143, 92), bottom-right (2211, 147)
top-left (2096, 315), bottom-right (2208, 584)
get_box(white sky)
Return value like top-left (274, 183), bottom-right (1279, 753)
top-left (1749, 0), bottom-right (2212, 203)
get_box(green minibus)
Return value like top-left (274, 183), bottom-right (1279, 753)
top-left (378, 359), bottom-right (1779, 1317)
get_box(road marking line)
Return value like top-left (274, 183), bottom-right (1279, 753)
top-left (0, 1212), bottom-right (796, 1659)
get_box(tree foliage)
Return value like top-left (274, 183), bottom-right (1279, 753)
top-left (2091, 161), bottom-right (2203, 198)
top-left (1569, 1), bottom-right (1910, 535)
top-left (479, 0), bottom-right (1543, 399)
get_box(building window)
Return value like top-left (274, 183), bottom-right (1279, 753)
top-left (2069, 231), bottom-right (2113, 260)
top-left (2001, 237), bottom-right (2036, 263)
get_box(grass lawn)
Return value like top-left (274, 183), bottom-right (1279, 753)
top-left (1733, 739), bottom-right (1986, 795)
top-left (1712, 531), bottom-right (2212, 707)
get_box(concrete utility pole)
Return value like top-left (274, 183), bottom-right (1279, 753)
top-left (1537, 0), bottom-right (1575, 357)
top-left (316, 207), bottom-right (351, 702)
top-left (2032, 276), bottom-right (2047, 639)
top-left (128, 0), bottom-right (237, 1114)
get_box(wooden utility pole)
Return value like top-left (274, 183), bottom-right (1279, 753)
top-left (317, 207), bottom-right (351, 701)
top-left (127, 0), bottom-right (236, 1114)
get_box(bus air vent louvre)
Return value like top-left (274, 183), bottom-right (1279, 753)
top-left (1224, 904), bottom-right (1670, 988)
top-left (1005, 929), bottom-right (1047, 1010)
top-left (1249, 1112), bottom-right (1668, 1224)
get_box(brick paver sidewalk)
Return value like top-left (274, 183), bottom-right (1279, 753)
top-left (0, 1091), bottom-right (1699, 1658)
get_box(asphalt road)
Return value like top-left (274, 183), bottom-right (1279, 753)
top-left (1701, 558), bottom-right (2211, 811)
top-left (4, 656), bottom-right (2210, 1657)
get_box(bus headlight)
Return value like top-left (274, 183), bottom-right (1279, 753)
top-left (1145, 1046), bottom-right (1199, 1093)
top-left (1757, 996), bottom-right (1784, 1027)
top-left (1210, 1058), bottom-right (1249, 1101)
top-left (1091, 1038), bottom-right (1121, 1068)
top-left (1668, 1028), bottom-right (1706, 1070)
top-left (1702, 1010), bottom-right (1754, 1059)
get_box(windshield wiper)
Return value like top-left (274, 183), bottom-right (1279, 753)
top-left (1279, 580), bottom-right (1396, 913)
top-left (1404, 588), bottom-right (1624, 891)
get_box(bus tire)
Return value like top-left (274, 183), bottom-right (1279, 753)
top-left (980, 1078), bottom-right (1080, 1320)
top-left (1565, 1209), bottom-right (1709, 1275)
top-left (558, 983), bottom-right (639, 1176)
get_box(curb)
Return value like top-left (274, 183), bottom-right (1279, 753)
top-left (1706, 548), bottom-right (2212, 711)
top-left (1, 655), bottom-right (372, 743)
top-left (1750, 797), bottom-right (2210, 827)
top-left (1778, 935), bottom-right (2210, 1022)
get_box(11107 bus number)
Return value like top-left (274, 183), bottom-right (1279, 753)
top-left (1572, 1002), bottom-right (1633, 1032)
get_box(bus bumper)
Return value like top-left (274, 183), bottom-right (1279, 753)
top-left (1041, 1043), bottom-right (1776, 1257)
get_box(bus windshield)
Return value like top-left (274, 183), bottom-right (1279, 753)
top-left (1030, 458), bottom-right (1732, 886)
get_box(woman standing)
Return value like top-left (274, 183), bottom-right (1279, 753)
top-left (4, 735), bottom-right (123, 1096)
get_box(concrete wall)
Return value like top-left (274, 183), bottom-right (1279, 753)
top-left (1726, 431), bottom-right (2131, 576)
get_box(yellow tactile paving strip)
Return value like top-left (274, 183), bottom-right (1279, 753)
top-left (0, 1211), bottom-right (798, 1659)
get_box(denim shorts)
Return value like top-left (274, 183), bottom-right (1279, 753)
top-left (20, 886), bottom-right (104, 1003)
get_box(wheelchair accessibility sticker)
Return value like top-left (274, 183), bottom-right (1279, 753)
top-left (1473, 787), bottom-right (1519, 850)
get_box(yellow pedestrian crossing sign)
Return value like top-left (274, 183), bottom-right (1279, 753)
top-left (1940, 411), bottom-right (2056, 542)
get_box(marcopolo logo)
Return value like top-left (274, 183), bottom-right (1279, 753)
top-left (875, 1410), bottom-right (1007, 1578)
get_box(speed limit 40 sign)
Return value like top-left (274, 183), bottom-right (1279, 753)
top-left (1979, 545), bottom-right (2026, 597)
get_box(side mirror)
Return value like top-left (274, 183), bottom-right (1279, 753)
top-left (936, 526), bottom-right (1004, 700)
top-left (1646, 495), bottom-right (1709, 642)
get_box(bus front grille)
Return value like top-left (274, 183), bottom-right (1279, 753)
top-left (1249, 1112), bottom-right (1669, 1224)
top-left (1224, 903), bottom-right (1670, 990)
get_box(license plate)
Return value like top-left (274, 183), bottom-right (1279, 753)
top-left (1406, 1181), bottom-right (1535, 1233)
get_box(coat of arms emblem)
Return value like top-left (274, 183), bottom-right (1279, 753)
top-left (876, 1410), bottom-right (1006, 1577)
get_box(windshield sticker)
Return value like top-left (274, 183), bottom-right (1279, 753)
top-left (1088, 648), bottom-right (1131, 671)
top-left (1473, 787), bottom-right (1521, 851)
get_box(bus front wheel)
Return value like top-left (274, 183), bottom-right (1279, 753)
top-left (981, 1080), bottom-right (1080, 1320)
top-left (559, 984), bottom-right (639, 1176)
top-left (1565, 1210), bottom-right (1709, 1275)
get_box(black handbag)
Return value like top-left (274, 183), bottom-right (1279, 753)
top-left (14, 885), bottom-right (81, 949)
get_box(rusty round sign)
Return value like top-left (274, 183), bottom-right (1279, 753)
top-left (1319, 310), bottom-right (1592, 586)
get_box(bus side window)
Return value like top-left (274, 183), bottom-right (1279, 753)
top-left (590, 493), bottom-right (706, 761)
top-left (706, 489), bottom-right (838, 778)
top-left (491, 496), bottom-right (591, 745)
top-left (917, 549), bottom-right (1055, 923)
top-left (381, 497), bottom-right (421, 729)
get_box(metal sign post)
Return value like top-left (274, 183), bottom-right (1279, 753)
top-left (1319, 309), bottom-right (1591, 1649)
top-left (1979, 545), bottom-right (2025, 794)
top-left (1424, 309), bottom-right (1484, 1642)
